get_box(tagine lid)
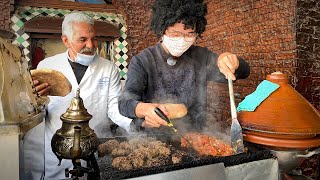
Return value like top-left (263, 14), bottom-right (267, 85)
top-left (238, 72), bottom-right (320, 135)
top-left (60, 88), bottom-right (92, 122)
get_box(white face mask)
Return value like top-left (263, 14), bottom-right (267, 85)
top-left (70, 44), bottom-right (97, 66)
top-left (162, 35), bottom-right (195, 57)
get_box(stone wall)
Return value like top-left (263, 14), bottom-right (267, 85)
top-left (295, 0), bottom-right (320, 178)
top-left (296, 0), bottom-right (320, 110)
top-left (0, 0), bottom-right (14, 31)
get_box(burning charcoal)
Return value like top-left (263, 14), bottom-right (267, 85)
top-left (112, 157), bottom-right (132, 171)
top-left (97, 139), bottom-right (119, 157)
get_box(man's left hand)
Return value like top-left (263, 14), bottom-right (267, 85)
top-left (33, 79), bottom-right (50, 96)
top-left (217, 52), bottom-right (239, 80)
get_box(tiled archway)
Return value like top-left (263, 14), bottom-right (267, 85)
top-left (11, 6), bottom-right (129, 79)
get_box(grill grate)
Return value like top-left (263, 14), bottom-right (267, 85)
top-left (97, 136), bottom-right (273, 180)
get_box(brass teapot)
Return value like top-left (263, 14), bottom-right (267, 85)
top-left (51, 89), bottom-right (99, 165)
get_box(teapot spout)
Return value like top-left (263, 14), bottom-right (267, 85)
top-left (71, 126), bottom-right (82, 159)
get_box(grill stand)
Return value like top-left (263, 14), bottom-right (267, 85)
top-left (65, 153), bottom-right (100, 180)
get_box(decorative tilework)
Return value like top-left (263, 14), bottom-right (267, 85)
top-left (11, 6), bottom-right (129, 79)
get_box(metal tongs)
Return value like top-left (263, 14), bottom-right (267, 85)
top-left (154, 108), bottom-right (195, 150)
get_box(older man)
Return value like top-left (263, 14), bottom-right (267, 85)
top-left (33, 12), bottom-right (131, 179)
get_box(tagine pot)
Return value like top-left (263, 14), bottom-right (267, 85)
top-left (238, 72), bottom-right (320, 173)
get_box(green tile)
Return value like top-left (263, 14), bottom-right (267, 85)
top-left (16, 20), bottom-right (24, 28)
top-left (52, 10), bottom-right (60, 14)
top-left (45, 10), bottom-right (52, 14)
top-left (119, 70), bottom-right (126, 77)
top-left (118, 44), bottom-right (124, 50)
top-left (27, 13), bottom-right (35, 18)
top-left (27, 9), bottom-right (35, 14)
top-left (16, 37), bottom-right (25, 43)
top-left (21, 14), bottom-right (27, 18)
top-left (118, 57), bottom-right (124, 63)
top-left (37, 9), bottom-right (44, 13)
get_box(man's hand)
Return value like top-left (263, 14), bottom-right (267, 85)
top-left (33, 79), bottom-right (50, 96)
top-left (135, 103), bottom-right (169, 128)
top-left (217, 52), bottom-right (239, 80)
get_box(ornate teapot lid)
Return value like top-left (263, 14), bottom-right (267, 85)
top-left (60, 89), bottom-right (92, 123)
top-left (238, 72), bottom-right (320, 135)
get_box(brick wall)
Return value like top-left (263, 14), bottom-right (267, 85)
top-left (200, 0), bottom-right (297, 121)
top-left (296, 0), bottom-right (320, 110)
top-left (112, 0), bottom-right (158, 61)
top-left (112, 0), bottom-right (307, 122)
top-left (0, 0), bottom-right (14, 31)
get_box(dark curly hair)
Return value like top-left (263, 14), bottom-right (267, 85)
top-left (150, 0), bottom-right (207, 38)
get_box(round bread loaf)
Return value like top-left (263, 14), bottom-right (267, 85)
top-left (164, 103), bottom-right (188, 119)
top-left (31, 68), bottom-right (72, 97)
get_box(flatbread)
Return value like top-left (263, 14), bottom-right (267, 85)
top-left (164, 103), bottom-right (188, 119)
top-left (31, 68), bottom-right (72, 97)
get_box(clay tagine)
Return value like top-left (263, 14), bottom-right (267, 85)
top-left (238, 72), bottom-right (320, 149)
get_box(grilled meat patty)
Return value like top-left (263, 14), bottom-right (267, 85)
top-left (98, 139), bottom-right (119, 157)
top-left (112, 157), bottom-right (132, 171)
top-left (108, 137), bottom-right (171, 170)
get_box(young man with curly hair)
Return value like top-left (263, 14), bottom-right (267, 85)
top-left (119, 0), bottom-right (250, 131)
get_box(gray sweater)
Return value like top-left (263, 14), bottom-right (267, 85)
top-left (119, 43), bottom-right (250, 131)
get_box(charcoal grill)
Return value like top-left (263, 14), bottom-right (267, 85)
top-left (97, 134), bottom-right (274, 180)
